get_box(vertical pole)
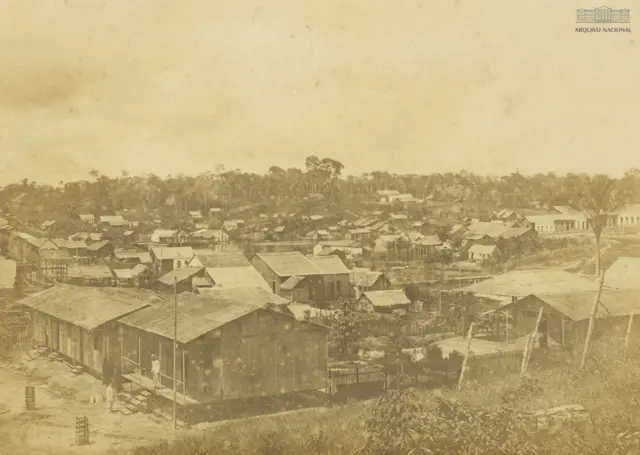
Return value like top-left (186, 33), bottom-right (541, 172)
top-left (182, 347), bottom-right (187, 426)
top-left (505, 310), bottom-right (509, 343)
top-left (137, 333), bottom-right (142, 390)
top-left (580, 271), bottom-right (606, 370)
top-left (173, 276), bottom-right (177, 430)
top-left (525, 307), bottom-right (544, 371)
top-left (457, 322), bottom-right (475, 389)
top-left (520, 333), bottom-right (531, 377)
top-left (561, 315), bottom-right (565, 347)
top-left (624, 312), bottom-right (635, 362)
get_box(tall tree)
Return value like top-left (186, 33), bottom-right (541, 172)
top-left (570, 174), bottom-right (629, 276)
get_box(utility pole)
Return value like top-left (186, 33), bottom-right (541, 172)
top-left (173, 276), bottom-right (178, 430)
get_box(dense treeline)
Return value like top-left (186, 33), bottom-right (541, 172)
top-left (2, 157), bottom-right (640, 222)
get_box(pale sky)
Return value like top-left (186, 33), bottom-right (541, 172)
top-left (0, 0), bottom-right (638, 184)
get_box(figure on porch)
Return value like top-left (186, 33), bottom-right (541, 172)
top-left (151, 354), bottom-right (160, 389)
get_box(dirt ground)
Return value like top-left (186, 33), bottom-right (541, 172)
top-left (0, 350), bottom-right (183, 455)
top-left (0, 348), bottom-right (333, 455)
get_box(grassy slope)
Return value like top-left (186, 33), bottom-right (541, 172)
top-left (114, 342), bottom-right (640, 455)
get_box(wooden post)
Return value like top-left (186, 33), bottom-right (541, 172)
top-left (524, 307), bottom-right (544, 372)
top-left (137, 334), bottom-right (142, 390)
top-left (182, 347), bottom-right (187, 426)
top-left (505, 310), bottom-right (509, 343)
top-left (561, 315), bottom-right (565, 347)
top-left (457, 322), bottom-right (475, 389)
top-left (624, 312), bottom-right (635, 361)
top-left (580, 271), bottom-right (606, 370)
top-left (520, 334), bottom-right (531, 377)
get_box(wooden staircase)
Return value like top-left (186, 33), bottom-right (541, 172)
top-left (120, 389), bottom-right (152, 416)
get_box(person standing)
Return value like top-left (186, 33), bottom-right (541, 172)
top-left (106, 382), bottom-right (116, 413)
top-left (151, 354), bottom-right (160, 389)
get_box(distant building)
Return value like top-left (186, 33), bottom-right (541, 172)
top-left (468, 244), bottom-right (499, 262)
top-left (356, 289), bottom-right (411, 314)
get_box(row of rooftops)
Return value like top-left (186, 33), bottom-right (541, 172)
top-left (460, 257), bottom-right (640, 322)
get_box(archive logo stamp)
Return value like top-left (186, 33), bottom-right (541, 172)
top-left (575, 6), bottom-right (632, 32)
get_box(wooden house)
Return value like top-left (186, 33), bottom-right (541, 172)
top-left (251, 252), bottom-right (350, 303)
top-left (117, 287), bottom-right (328, 414)
top-left (150, 246), bottom-right (195, 276)
top-left (22, 284), bottom-right (159, 379)
top-left (468, 244), bottom-right (500, 262)
top-left (501, 291), bottom-right (640, 348)
top-left (349, 268), bottom-right (390, 299)
top-left (87, 240), bottom-right (114, 260)
top-left (156, 267), bottom-right (207, 294)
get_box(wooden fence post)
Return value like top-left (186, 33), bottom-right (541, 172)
top-left (580, 271), bottom-right (606, 370)
top-left (457, 322), bottom-right (475, 389)
top-left (624, 312), bottom-right (635, 362)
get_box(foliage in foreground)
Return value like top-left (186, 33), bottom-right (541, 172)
top-left (128, 357), bottom-right (640, 455)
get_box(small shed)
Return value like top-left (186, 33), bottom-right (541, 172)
top-left (157, 267), bottom-right (206, 294)
top-left (87, 240), bottom-right (114, 259)
top-left (356, 289), bottom-right (411, 314)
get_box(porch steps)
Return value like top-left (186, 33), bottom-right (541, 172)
top-left (122, 391), bottom-right (151, 414)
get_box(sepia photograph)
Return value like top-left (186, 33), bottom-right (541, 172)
top-left (1, 1), bottom-right (639, 454)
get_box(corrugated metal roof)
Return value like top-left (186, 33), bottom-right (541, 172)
top-left (307, 256), bottom-right (349, 274)
top-left (151, 246), bottom-right (194, 261)
top-left (20, 284), bottom-right (160, 330)
top-left (254, 252), bottom-right (319, 277)
top-left (194, 252), bottom-right (249, 268)
top-left (604, 257), bottom-right (640, 290)
top-left (118, 287), bottom-right (291, 344)
top-left (205, 266), bottom-right (271, 291)
top-left (157, 267), bottom-right (204, 285)
top-left (362, 289), bottom-right (410, 307)
top-left (462, 270), bottom-right (603, 298)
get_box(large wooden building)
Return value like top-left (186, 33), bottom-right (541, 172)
top-left (502, 290), bottom-right (640, 347)
top-left (22, 284), bottom-right (161, 379)
top-left (117, 287), bottom-right (329, 407)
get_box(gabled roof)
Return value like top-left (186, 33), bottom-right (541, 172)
top-left (86, 240), bottom-right (111, 252)
top-left (306, 256), bottom-right (349, 274)
top-left (151, 246), bottom-right (195, 261)
top-left (361, 290), bottom-right (410, 307)
top-left (349, 268), bottom-right (384, 288)
top-left (604, 257), bottom-right (640, 290)
top-left (157, 267), bottom-right (204, 286)
top-left (53, 239), bottom-right (87, 250)
top-left (119, 287), bottom-right (293, 344)
top-left (462, 270), bottom-right (604, 298)
top-left (20, 284), bottom-right (160, 330)
top-left (507, 291), bottom-right (640, 322)
top-left (280, 275), bottom-right (307, 291)
top-left (415, 235), bottom-right (441, 246)
top-left (205, 266), bottom-right (271, 291)
top-left (253, 252), bottom-right (319, 277)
